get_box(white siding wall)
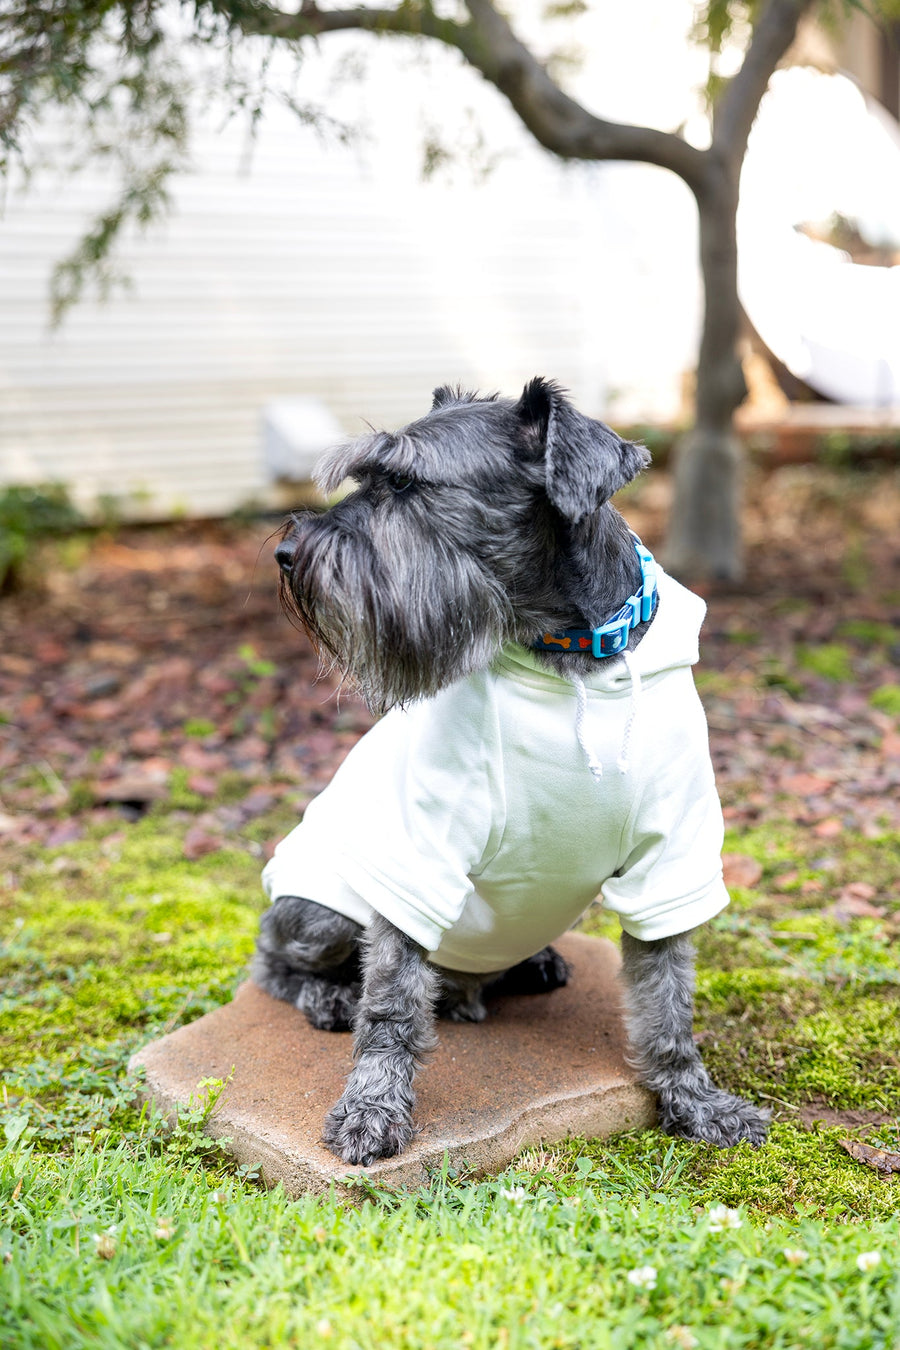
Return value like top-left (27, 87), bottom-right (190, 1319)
top-left (0, 12), bottom-right (704, 520)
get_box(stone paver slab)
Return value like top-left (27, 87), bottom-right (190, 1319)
top-left (130, 932), bottom-right (654, 1194)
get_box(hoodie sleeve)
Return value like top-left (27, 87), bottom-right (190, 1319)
top-left (599, 669), bottom-right (729, 941)
top-left (262, 676), bottom-right (503, 952)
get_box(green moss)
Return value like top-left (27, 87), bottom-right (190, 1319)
top-left (693, 915), bottom-right (781, 972)
top-left (786, 996), bottom-right (900, 1108)
top-left (0, 819), bottom-right (262, 1071)
top-left (693, 669), bottom-right (740, 699)
top-left (797, 643), bottom-right (855, 683)
top-left (182, 718), bottom-right (218, 738)
top-left (870, 684), bottom-right (900, 717)
top-left (837, 833), bottom-right (900, 901)
top-left (725, 628), bottom-right (759, 646)
top-left (839, 620), bottom-right (898, 648)
top-left (576, 903), bottom-right (622, 943)
top-left (758, 658), bottom-right (804, 698)
top-left (693, 970), bottom-right (900, 1114)
top-left (162, 766), bottom-right (208, 811)
top-left (721, 820), bottom-right (820, 883)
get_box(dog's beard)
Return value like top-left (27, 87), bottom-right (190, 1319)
top-left (281, 516), bottom-right (514, 715)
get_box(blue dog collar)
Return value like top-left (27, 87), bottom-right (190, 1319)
top-left (532, 534), bottom-right (658, 659)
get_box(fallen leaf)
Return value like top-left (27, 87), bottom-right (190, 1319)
top-left (93, 773), bottom-right (169, 805)
top-left (782, 773), bottom-right (835, 795)
top-left (829, 883), bottom-right (883, 921)
top-left (722, 854), bottom-right (763, 889)
top-left (183, 825), bottom-right (225, 861)
top-left (843, 881), bottom-right (877, 901)
top-left (881, 732), bottom-right (900, 760)
top-left (130, 727), bottom-right (163, 753)
top-left (45, 820), bottom-right (85, 848)
top-left (813, 818), bottom-right (843, 839)
top-left (839, 1138), bottom-right (900, 1174)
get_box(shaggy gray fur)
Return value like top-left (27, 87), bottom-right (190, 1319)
top-left (256, 378), bottom-right (769, 1165)
top-left (619, 931), bottom-right (769, 1146)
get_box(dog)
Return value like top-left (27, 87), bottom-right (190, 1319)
top-left (253, 378), bottom-right (769, 1166)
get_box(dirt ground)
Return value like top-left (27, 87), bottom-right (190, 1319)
top-left (0, 465), bottom-right (898, 864)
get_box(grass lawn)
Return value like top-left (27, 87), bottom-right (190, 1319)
top-left (2, 468), bottom-right (900, 1347)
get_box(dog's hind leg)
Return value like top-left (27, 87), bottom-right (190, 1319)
top-left (323, 914), bottom-right (438, 1165)
top-left (437, 945), bottom-right (571, 1022)
top-left (436, 967), bottom-right (490, 1022)
top-left (251, 895), bottom-right (361, 1032)
top-left (619, 930), bottom-right (770, 1148)
top-left (485, 945), bottom-right (571, 997)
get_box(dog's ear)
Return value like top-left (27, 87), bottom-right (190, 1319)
top-left (516, 377), bottom-right (650, 522)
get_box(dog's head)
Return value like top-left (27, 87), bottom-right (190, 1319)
top-left (276, 378), bottom-right (649, 712)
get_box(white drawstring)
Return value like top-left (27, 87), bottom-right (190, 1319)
top-left (616, 649), bottom-right (642, 774)
top-left (572, 674), bottom-right (604, 782)
top-left (572, 650), bottom-right (643, 781)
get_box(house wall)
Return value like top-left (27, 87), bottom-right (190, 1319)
top-left (0, 10), bottom-right (706, 520)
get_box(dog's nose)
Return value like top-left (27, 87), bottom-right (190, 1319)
top-left (275, 539), bottom-right (295, 575)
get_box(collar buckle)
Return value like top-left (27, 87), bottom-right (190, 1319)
top-left (591, 611), bottom-right (632, 657)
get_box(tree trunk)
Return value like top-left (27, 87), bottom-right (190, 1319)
top-left (663, 164), bottom-right (748, 583)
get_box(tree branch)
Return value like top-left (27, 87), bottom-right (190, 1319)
top-left (459, 0), bottom-right (707, 190)
top-left (207, 0), bottom-right (708, 193)
top-left (713, 0), bottom-right (816, 166)
top-left (201, 0), bottom-right (470, 46)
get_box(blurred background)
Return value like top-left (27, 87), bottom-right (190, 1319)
top-left (1, 0), bottom-right (898, 523)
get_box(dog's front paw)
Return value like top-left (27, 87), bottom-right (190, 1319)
top-left (322, 1097), bottom-right (415, 1166)
top-left (659, 1088), bottom-right (770, 1149)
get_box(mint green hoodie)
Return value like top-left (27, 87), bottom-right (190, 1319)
top-left (262, 570), bottom-right (728, 973)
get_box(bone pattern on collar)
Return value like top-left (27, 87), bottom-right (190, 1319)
top-left (532, 534), bottom-right (658, 660)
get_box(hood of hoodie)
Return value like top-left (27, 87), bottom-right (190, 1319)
top-left (494, 569), bottom-right (707, 697)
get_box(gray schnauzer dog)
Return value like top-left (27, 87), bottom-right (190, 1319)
top-left (254, 378), bottom-right (769, 1166)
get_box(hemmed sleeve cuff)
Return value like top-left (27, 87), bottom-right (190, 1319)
top-left (614, 875), bottom-right (730, 942)
top-left (334, 856), bottom-right (458, 952)
top-left (261, 854), bottom-right (375, 931)
top-left (261, 841), bottom-right (470, 954)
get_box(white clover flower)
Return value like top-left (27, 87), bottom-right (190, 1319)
top-left (708, 1204), bottom-right (742, 1232)
top-left (783, 1248), bottom-right (808, 1266)
top-left (499, 1185), bottom-right (527, 1206)
top-left (153, 1218), bottom-right (175, 1241)
top-left (857, 1251), bottom-right (882, 1273)
top-left (626, 1265), bottom-right (657, 1290)
top-left (315, 1318), bottom-right (333, 1338)
top-left (93, 1230), bottom-right (117, 1260)
top-left (664, 1328), bottom-right (699, 1349)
